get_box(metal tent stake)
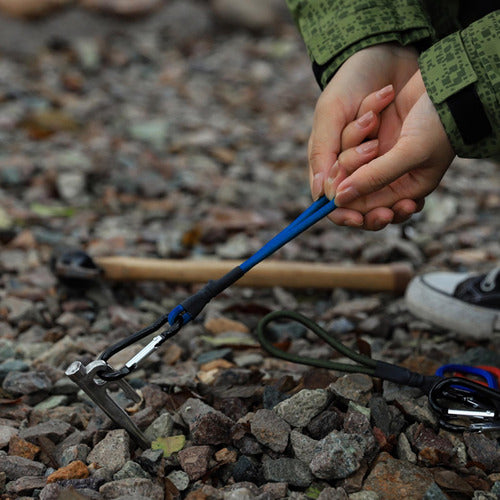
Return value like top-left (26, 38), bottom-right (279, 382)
top-left (66, 360), bottom-right (150, 448)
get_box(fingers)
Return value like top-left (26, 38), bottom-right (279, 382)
top-left (327, 207), bottom-right (364, 227)
top-left (324, 139), bottom-right (379, 200)
top-left (341, 85), bottom-right (394, 150)
top-left (309, 94), bottom-right (350, 199)
top-left (334, 135), bottom-right (422, 207)
top-left (392, 198), bottom-right (424, 224)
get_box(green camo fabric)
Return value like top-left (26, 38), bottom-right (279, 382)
top-left (287, 1), bottom-right (499, 159)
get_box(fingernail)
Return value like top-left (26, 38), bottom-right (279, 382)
top-left (376, 84), bottom-right (393, 99)
top-left (335, 186), bottom-right (359, 205)
top-left (312, 172), bottom-right (324, 200)
top-left (356, 139), bottom-right (378, 154)
top-left (325, 176), bottom-right (336, 200)
top-left (344, 218), bottom-right (363, 227)
top-left (356, 111), bottom-right (373, 129)
top-left (324, 162), bottom-right (339, 199)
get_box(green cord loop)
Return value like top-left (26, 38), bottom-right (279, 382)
top-left (256, 310), bottom-right (377, 376)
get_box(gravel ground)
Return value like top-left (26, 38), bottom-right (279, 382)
top-left (0, 2), bottom-right (499, 499)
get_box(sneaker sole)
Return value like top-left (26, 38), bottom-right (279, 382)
top-left (405, 276), bottom-right (500, 340)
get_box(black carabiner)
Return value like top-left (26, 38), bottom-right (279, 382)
top-left (428, 376), bottom-right (500, 431)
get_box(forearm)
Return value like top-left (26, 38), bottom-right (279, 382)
top-left (418, 10), bottom-right (500, 159)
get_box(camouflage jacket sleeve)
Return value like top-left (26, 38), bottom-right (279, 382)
top-left (285, 0), bottom-right (434, 89)
top-left (418, 10), bottom-right (499, 159)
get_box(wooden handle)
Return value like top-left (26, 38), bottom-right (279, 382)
top-left (94, 256), bottom-right (413, 293)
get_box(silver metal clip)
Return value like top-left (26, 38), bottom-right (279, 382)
top-left (66, 359), bottom-right (150, 449)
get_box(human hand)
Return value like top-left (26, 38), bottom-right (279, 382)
top-left (327, 70), bottom-right (455, 230)
top-left (308, 43), bottom-right (421, 228)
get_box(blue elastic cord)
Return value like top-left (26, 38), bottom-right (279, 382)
top-left (436, 364), bottom-right (498, 389)
top-left (168, 195), bottom-right (336, 325)
top-left (240, 196), bottom-right (336, 273)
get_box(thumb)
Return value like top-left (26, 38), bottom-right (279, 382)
top-left (333, 137), bottom-right (423, 207)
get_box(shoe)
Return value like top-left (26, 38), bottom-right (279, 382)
top-left (405, 268), bottom-right (500, 340)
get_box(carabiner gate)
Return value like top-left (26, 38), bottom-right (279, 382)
top-left (428, 376), bottom-right (500, 432)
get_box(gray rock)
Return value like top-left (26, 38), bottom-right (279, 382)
top-left (290, 430), bottom-right (318, 464)
top-left (179, 397), bottom-right (214, 426)
top-left (223, 487), bottom-right (255, 500)
top-left (113, 460), bottom-right (150, 480)
top-left (5, 475), bottom-right (47, 496)
top-left (56, 171), bottom-right (86, 200)
top-left (2, 370), bottom-right (52, 395)
top-left (212, 0), bottom-right (283, 31)
top-left (317, 487), bottom-right (348, 499)
top-left (0, 425), bottom-right (17, 448)
top-left (59, 443), bottom-right (91, 467)
top-left (19, 419), bottom-right (73, 444)
top-left (396, 433), bottom-right (417, 464)
top-left (98, 478), bottom-right (163, 500)
top-left (330, 374), bottom-right (374, 406)
top-left (273, 389), bottom-right (330, 428)
top-left (167, 470), bottom-right (189, 491)
top-left (309, 431), bottom-right (367, 480)
top-left (0, 454), bottom-right (46, 480)
top-left (423, 482), bottom-right (448, 500)
top-left (88, 429), bottom-right (131, 474)
top-left (250, 409), bottom-right (290, 453)
top-left (262, 457), bottom-right (312, 488)
top-left (0, 359), bottom-right (29, 382)
top-left (144, 412), bottom-right (174, 441)
top-left (349, 492), bottom-right (380, 500)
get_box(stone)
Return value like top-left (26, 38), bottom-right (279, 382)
top-left (410, 425), bottom-right (454, 466)
top-left (463, 432), bottom-right (500, 472)
top-left (290, 430), bottom-right (318, 464)
top-left (0, 425), bottom-right (17, 448)
top-left (56, 171), bottom-right (86, 200)
top-left (317, 487), bottom-right (348, 499)
top-left (113, 460), bottom-right (150, 480)
top-left (309, 431), bottom-right (367, 480)
top-left (2, 370), bottom-right (52, 395)
top-left (363, 452), bottom-right (434, 500)
top-left (8, 435), bottom-right (40, 460)
top-left (212, 0), bottom-right (282, 31)
top-left (178, 445), bottom-right (212, 480)
top-left (5, 475), bottom-right (47, 496)
top-left (87, 429), bottom-right (130, 474)
top-left (263, 386), bottom-right (289, 410)
top-left (262, 457), bottom-right (312, 488)
top-left (144, 412), bottom-right (174, 442)
top-left (0, 454), bottom-right (46, 480)
top-left (180, 398), bottom-right (215, 426)
top-left (250, 409), bottom-right (290, 453)
top-left (18, 419), bottom-right (73, 444)
top-left (59, 443), bottom-right (90, 467)
top-left (232, 455), bottom-right (262, 485)
top-left (204, 316), bottom-right (249, 335)
top-left (349, 492), bottom-right (380, 500)
top-left (273, 388), bottom-right (330, 428)
top-left (98, 477), bottom-right (164, 499)
top-left (167, 470), bottom-right (190, 491)
top-left (396, 433), bottom-right (417, 464)
top-left (307, 410), bottom-right (343, 440)
top-left (329, 374), bottom-right (373, 406)
top-left (190, 410), bottom-right (235, 446)
top-left (46, 460), bottom-right (89, 483)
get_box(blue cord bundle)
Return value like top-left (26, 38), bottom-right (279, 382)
top-left (169, 195), bottom-right (336, 325)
